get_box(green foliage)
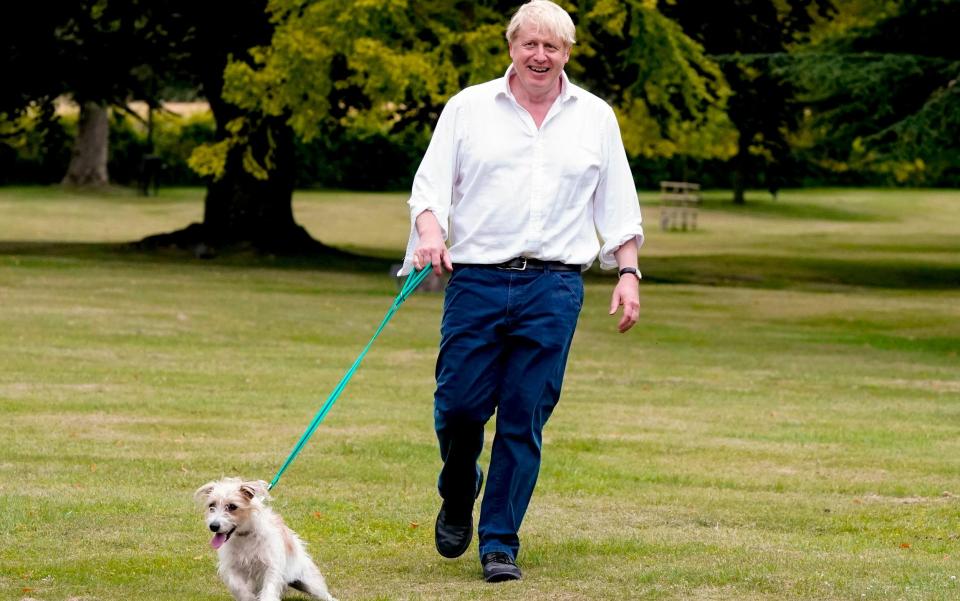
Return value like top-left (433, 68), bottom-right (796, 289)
top-left (1, 103), bottom-right (428, 191)
top-left (110, 110), bottom-right (218, 186)
top-left (0, 103), bottom-right (72, 184)
top-left (788, 0), bottom-right (960, 184)
top-left (221, 0), bottom-right (502, 141)
top-left (2, 1), bottom-right (202, 114)
top-left (0, 107), bottom-right (217, 187)
top-left (204, 0), bottom-right (736, 178)
top-left (659, 0), bottom-right (837, 200)
top-left (805, 0), bottom-right (900, 45)
top-left (295, 123), bottom-right (430, 191)
top-left (574, 0), bottom-right (738, 159)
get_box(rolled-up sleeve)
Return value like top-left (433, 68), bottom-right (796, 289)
top-left (400, 99), bottom-right (461, 275)
top-left (593, 107), bottom-right (644, 271)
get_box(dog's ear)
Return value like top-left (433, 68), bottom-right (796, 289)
top-left (194, 481), bottom-right (216, 504)
top-left (240, 480), bottom-right (270, 502)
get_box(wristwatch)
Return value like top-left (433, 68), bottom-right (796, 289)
top-left (618, 266), bottom-right (641, 281)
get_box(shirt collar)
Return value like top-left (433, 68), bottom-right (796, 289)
top-left (499, 64), bottom-right (579, 103)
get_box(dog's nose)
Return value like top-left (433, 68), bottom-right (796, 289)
top-left (209, 521), bottom-right (220, 532)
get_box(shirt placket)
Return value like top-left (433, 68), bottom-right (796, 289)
top-left (525, 130), bottom-right (546, 256)
top-left (523, 101), bottom-right (565, 258)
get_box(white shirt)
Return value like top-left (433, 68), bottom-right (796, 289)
top-left (400, 66), bottom-right (644, 275)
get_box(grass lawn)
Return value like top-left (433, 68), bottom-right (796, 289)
top-left (0, 185), bottom-right (958, 601)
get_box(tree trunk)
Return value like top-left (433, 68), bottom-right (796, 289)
top-left (62, 101), bottom-right (109, 186)
top-left (732, 167), bottom-right (746, 204)
top-left (731, 138), bottom-right (750, 205)
top-left (135, 1), bottom-right (331, 257)
top-left (136, 108), bottom-right (329, 255)
top-left (201, 113), bottom-right (317, 252)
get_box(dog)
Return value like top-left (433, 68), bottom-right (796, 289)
top-left (194, 478), bottom-right (337, 601)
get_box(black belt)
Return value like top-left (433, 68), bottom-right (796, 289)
top-left (453, 257), bottom-right (582, 272)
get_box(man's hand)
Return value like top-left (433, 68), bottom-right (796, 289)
top-left (413, 210), bottom-right (453, 275)
top-left (610, 239), bottom-right (641, 333)
top-left (609, 274), bottom-right (640, 333)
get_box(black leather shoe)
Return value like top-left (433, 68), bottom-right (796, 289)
top-left (482, 552), bottom-right (522, 582)
top-left (435, 471), bottom-right (483, 558)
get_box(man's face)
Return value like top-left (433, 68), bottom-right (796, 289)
top-left (508, 21), bottom-right (570, 99)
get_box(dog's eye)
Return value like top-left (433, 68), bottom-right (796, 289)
top-left (208, 504), bottom-right (215, 511)
top-left (226, 504), bottom-right (238, 512)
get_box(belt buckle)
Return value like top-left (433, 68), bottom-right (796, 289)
top-left (503, 257), bottom-right (527, 271)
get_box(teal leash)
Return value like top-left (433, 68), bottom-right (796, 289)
top-left (268, 263), bottom-right (434, 491)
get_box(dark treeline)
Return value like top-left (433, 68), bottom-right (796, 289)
top-left (0, 111), bottom-right (906, 191)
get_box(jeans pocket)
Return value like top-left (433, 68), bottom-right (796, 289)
top-left (553, 272), bottom-right (584, 313)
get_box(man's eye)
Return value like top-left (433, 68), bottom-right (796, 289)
top-left (226, 504), bottom-right (238, 511)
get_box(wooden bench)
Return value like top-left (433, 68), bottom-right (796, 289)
top-left (659, 181), bottom-right (701, 231)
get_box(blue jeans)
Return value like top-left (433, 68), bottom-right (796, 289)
top-left (434, 266), bottom-right (584, 560)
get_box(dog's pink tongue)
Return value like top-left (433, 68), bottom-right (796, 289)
top-left (210, 533), bottom-right (227, 549)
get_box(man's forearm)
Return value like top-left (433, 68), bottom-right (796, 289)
top-left (613, 238), bottom-right (639, 271)
top-left (416, 210), bottom-right (444, 240)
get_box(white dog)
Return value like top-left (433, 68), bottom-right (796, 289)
top-left (194, 478), bottom-right (337, 601)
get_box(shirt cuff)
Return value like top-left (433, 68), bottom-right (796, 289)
top-left (408, 205), bottom-right (449, 241)
top-left (599, 230), bottom-right (644, 271)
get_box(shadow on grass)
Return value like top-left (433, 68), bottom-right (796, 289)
top-left (3, 240), bottom-right (958, 291)
top-left (696, 197), bottom-right (891, 222)
top-left (641, 254), bottom-right (960, 290)
top-left (0, 240), bottom-right (398, 274)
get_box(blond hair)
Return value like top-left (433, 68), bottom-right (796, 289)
top-left (505, 0), bottom-right (576, 49)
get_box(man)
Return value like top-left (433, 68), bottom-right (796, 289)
top-left (399, 0), bottom-right (643, 583)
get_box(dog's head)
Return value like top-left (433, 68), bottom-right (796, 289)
top-left (194, 477), bottom-right (270, 549)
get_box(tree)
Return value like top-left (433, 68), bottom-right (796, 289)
top-left (2, 1), bottom-right (197, 186)
top-left (660, 0), bottom-right (835, 203)
top-left (7, 1), bottom-right (740, 254)
top-left (788, 0), bottom-right (960, 184)
top-left (51, 2), bottom-right (125, 186)
top-left (1, 5), bottom-right (72, 182)
top-left (1, 4), bottom-right (100, 183)
top-left (141, 0), bottom-right (329, 253)
top-left (2, 1), bottom-right (318, 250)
top-left (194, 0), bottom-right (736, 191)
top-left (572, 0), bottom-right (738, 161)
